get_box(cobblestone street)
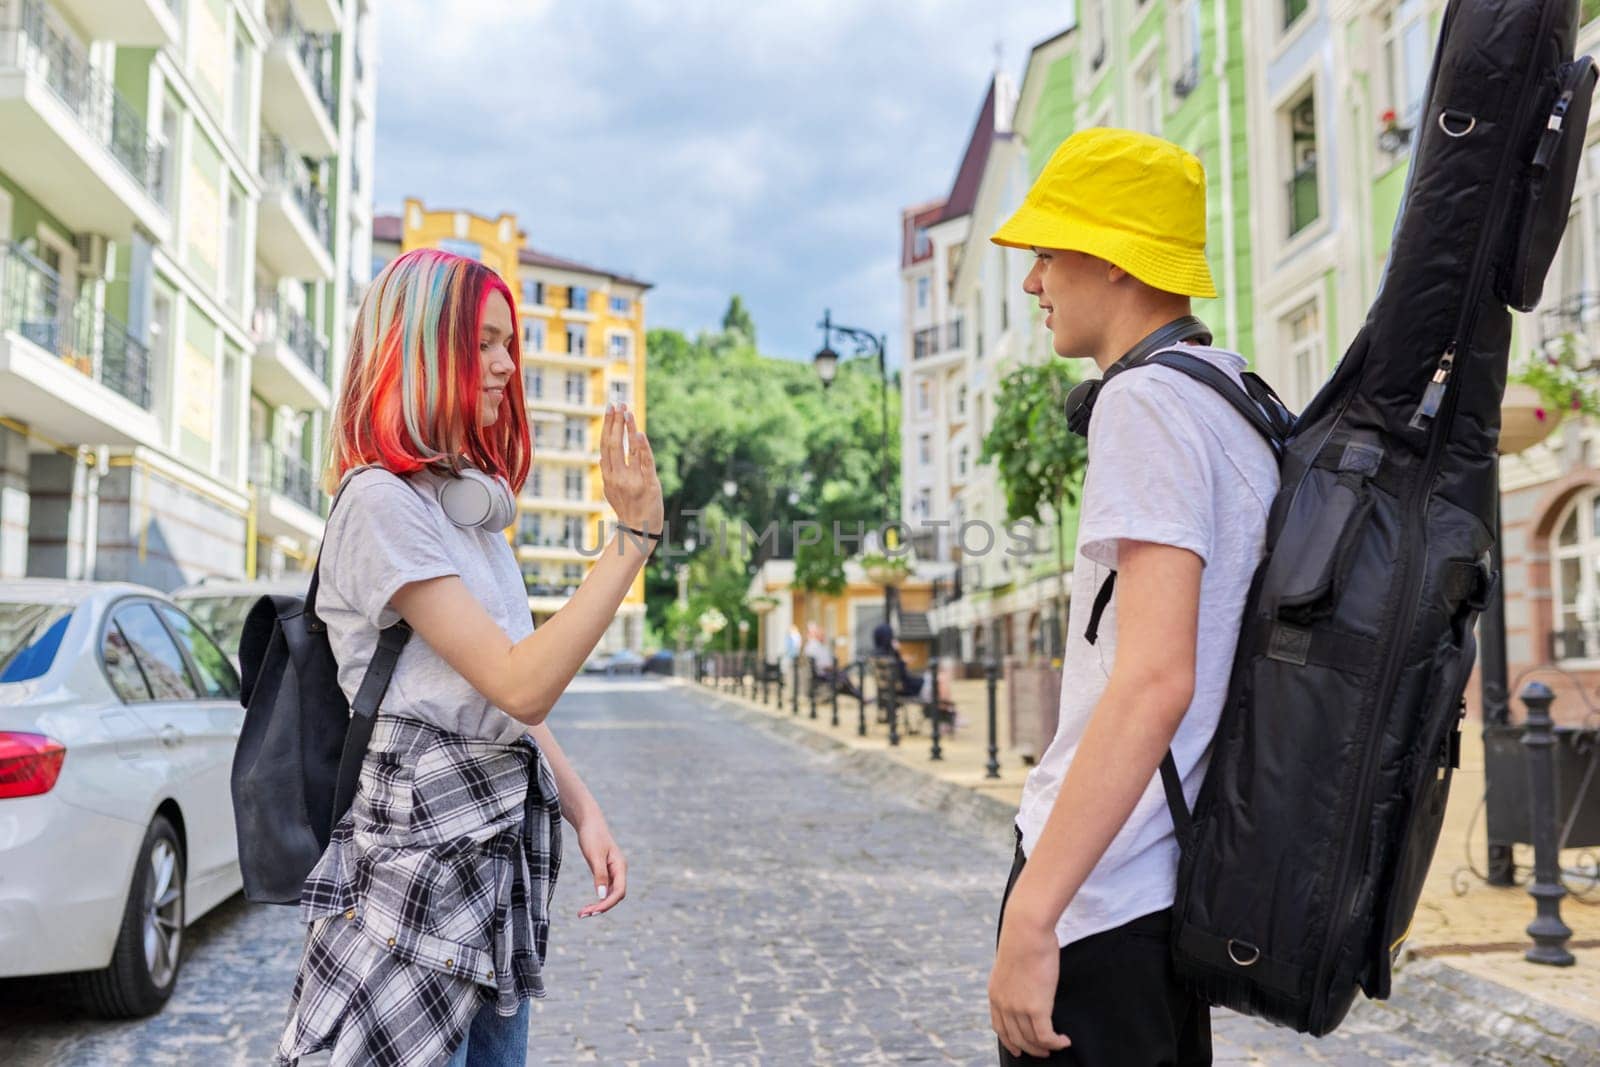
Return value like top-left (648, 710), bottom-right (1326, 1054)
top-left (0, 679), bottom-right (1572, 1064)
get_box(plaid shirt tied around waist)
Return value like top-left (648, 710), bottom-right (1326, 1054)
top-left (275, 714), bottom-right (562, 1067)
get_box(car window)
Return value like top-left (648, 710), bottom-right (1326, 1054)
top-left (173, 594), bottom-right (257, 656)
top-left (157, 605), bottom-right (241, 700)
top-left (102, 622), bottom-right (152, 702)
top-left (112, 604), bottom-right (199, 701)
top-left (0, 602), bottom-right (73, 683)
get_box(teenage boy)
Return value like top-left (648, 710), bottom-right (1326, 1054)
top-left (985, 128), bottom-right (1280, 1065)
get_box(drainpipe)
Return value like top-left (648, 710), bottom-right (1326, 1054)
top-left (1216, 0), bottom-right (1239, 347)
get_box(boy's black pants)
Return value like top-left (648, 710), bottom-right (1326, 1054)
top-left (996, 839), bottom-right (1212, 1066)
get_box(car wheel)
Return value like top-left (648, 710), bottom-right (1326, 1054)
top-left (77, 814), bottom-right (185, 1018)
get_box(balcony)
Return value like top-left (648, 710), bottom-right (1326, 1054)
top-left (258, 134), bottom-right (335, 281)
top-left (0, 242), bottom-right (160, 448)
top-left (912, 320), bottom-right (966, 363)
top-left (251, 294), bottom-right (331, 412)
top-left (252, 443), bottom-right (325, 542)
top-left (52, 0), bottom-right (179, 46)
top-left (1288, 162), bottom-right (1320, 238)
top-left (262, 4), bottom-right (337, 157)
top-left (292, 0), bottom-right (343, 33)
top-left (0, 0), bottom-right (169, 241)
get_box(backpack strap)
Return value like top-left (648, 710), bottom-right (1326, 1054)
top-left (331, 618), bottom-right (412, 827)
top-left (1144, 350), bottom-right (1292, 455)
top-left (1083, 570), bottom-right (1193, 838)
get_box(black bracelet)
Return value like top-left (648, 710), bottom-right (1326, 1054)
top-left (617, 522), bottom-right (663, 542)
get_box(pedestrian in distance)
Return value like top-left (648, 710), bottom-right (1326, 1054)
top-left (985, 128), bottom-right (1281, 1065)
top-left (274, 247), bottom-right (665, 1067)
top-left (804, 621), bottom-right (860, 698)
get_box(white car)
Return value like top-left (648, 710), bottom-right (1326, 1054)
top-left (0, 580), bottom-right (245, 1016)
top-left (172, 576), bottom-right (309, 659)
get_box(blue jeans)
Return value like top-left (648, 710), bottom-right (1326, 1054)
top-left (443, 999), bottom-right (530, 1067)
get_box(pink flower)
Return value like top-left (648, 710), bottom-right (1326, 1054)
top-left (1535, 407), bottom-right (1548, 422)
top-left (1381, 108), bottom-right (1398, 126)
top-left (1574, 393), bottom-right (1584, 411)
top-left (1549, 354), bottom-right (1561, 365)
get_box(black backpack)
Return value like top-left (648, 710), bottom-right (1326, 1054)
top-left (1144, 0), bottom-right (1592, 1036)
top-left (231, 476), bottom-right (412, 905)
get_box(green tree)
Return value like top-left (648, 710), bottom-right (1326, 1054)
top-left (720, 295), bottom-right (757, 348)
top-left (977, 360), bottom-right (1088, 622)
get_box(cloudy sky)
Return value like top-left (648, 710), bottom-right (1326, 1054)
top-left (372, 1), bottom-right (1071, 365)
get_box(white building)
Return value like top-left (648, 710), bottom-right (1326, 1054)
top-left (0, 0), bottom-right (377, 587)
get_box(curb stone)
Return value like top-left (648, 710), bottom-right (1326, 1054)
top-left (679, 682), bottom-right (1600, 1066)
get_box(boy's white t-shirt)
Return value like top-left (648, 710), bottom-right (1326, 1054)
top-left (1013, 345), bottom-right (1281, 948)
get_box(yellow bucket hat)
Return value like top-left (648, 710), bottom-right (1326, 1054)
top-left (991, 128), bottom-right (1217, 299)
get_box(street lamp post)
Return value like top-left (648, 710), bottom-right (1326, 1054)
top-left (813, 308), bottom-right (894, 627)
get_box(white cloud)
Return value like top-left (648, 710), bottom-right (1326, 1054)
top-left (372, 1), bottom-right (1073, 359)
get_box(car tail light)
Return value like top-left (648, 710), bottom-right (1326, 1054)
top-left (0, 732), bottom-right (66, 799)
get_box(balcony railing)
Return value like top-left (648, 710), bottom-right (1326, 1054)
top-left (0, 241), bottom-right (152, 408)
top-left (267, 2), bottom-right (335, 119)
top-left (256, 292), bottom-right (329, 382)
top-left (260, 133), bottom-right (332, 249)
top-left (524, 580), bottom-right (580, 598)
top-left (6, 0), bottom-right (167, 199)
top-left (913, 321), bottom-right (965, 360)
top-left (257, 444), bottom-right (322, 513)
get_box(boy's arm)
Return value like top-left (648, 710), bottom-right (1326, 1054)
top-left (989, 539), bottom-right (1201, 1057)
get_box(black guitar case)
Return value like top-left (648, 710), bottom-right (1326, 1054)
top-left (1169, 0), bottom-right (1597, 1035)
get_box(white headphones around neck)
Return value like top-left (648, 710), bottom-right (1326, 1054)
top-left (436, 468), bottom-right (516, 531)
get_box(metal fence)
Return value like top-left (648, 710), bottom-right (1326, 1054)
top-left (0, 241), bottom-right (152, 409)
top-left (5, 0), bottom-right (167, 199)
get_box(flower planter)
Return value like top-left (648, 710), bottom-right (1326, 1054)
top-left (1500, 381), bottom-right (1564, 455)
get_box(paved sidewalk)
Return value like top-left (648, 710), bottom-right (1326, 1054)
top-left (693, 668), bottom-right (1600, 1054)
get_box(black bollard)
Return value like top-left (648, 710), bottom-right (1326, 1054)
top-left (1520, 682), bottom-right (1574, 966)
top-left (928, 658), bottom-right (943, 762)
top-left (792, 656), bottom-right (800, 716)
top-left (809, 665), bottom-right (818, 720)
top-left (775, 670), bottom-right (784, 711)
top-left (857, 660), bottom-right (868, 737)
top-left (886, 678), bottom-right (900, 747)
top-left (985, 660), bottom-right (1001, 779)
top-left (831, 669), bottom-right (840, 728)
top-left (760, 659), bottom-right (769, 705)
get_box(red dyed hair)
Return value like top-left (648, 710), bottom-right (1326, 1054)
top-left (330, 248), bottom-right (530, 493)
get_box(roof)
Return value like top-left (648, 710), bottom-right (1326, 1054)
top-left (373, 212), bottom-right (652, 290)
top-left (937, 77), bottom-right (1005, 224)
top-left (517, 247), bottom-right (653, 291)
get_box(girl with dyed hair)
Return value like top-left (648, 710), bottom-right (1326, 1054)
top-left (275, 248), bottom-right (663, 1067)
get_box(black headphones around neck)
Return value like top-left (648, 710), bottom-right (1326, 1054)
top-left (1064, 315), bottom-right (1214, 438)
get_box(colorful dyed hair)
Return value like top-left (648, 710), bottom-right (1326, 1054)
top-left (331, 248), bottom-right (530, 492)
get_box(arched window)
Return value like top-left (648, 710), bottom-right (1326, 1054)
top-left (1550, 488), bottom-right (1600, 661)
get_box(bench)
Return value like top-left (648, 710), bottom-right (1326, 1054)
top-left (867, 655), bottom-right (956, 736)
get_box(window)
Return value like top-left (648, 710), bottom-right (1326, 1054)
top-left (218, 349), bottom-right (240, 481)
top-left (530, 466), bottom-right (544, 496)
top-left (1089, 0), bottom-right (1110, 72)
top-left (918, 434), bottom-right (932, 464)
top-left (608, 333), bottom-right (631, 359)
top-left (917, 378), bottom-right (932, 414)
top-left (102, 619), bottom-right (151, 701)
top-left (523, 318), bottom-right (546, 352)
top-left (0, 603), bottom-right (72, 683)
top-left (1286, 91), bottom-right (1320, 237)
top-left (230, 25), bottom-right (249, 140)
top-left (562, 563), bottom-right (583, 584)
top-left (609, 380), bottom-right (629, 405)
top-left (569, 286), bottom-right (589, 312)
top-left (913, 227), bottom-right (931, 259)
top-left (520, 511), bottom-right (542, 542)
top-left (1135, 52), bottom-right (1162, 134)
top-left (523, 366), bottom-right (544, 399)
top-left (564, 516), bottom-right (584, 545)
top-left (916, 276), bottom-right (930, 309)
top-left (566, 324), bottom-right (586, 355)
top-left (956, 384), bottom-right (968, 417)
top-left (1551, 491), bottom-right (1600, 661)
top-left (565, 371), bottom-right (586, 405)
top-left (564, 418), bottom-right (586, 450)
top-left (610, 295), bottom-right (630, 315)
top-left (1171, 0), bottom-right (1202, 98)
top-left (523, 279), bottom-right (545, 306)
top-left (223, 183), bottom-right (245, 311)
top-left (565, 468), bottom-right (584, 500)
top-left (958, 445), bottom-right (970, 478)
top-left (111, 603), bottom-right (198, 701)
top-left (917, 488), bottom-right (932, 518)
top-left (1382, 0), bottom-right (1432, 136)
top-left (158, 605), bottom-right (239, 699)
top-left (438, 238), bottom-right (482, 260)
top-left (1283, 299), bottom-right (1324, 411)
top-left (1284, 0), bottom-right (1309, 31)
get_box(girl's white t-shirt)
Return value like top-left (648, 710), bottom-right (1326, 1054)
top-left (318, 467), bottom-right (533, 745)
top-left (1013, 346), bottom-right (1281, 948)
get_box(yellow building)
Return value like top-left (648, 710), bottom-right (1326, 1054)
top-left (372, 200), bottom-right (651, 652)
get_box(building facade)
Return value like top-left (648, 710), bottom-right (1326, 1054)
top-left (373, 199), bottom-right (650, 652)
top-left (0, 0), bottom-right (377, 587)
